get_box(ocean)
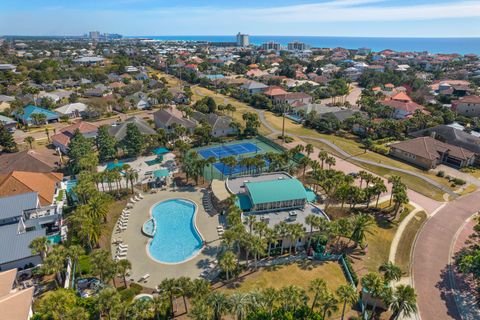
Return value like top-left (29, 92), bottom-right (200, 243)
top-left (128, 35), bottom-right (480, 55)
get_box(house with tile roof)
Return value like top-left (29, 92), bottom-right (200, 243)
top-left (263, 86), bottom-right (288, 101)
top-left (15, 105), bottom-right (59, 126)
top-left (389, 136), bottom-right (475, 169)
top-left (0, 115), bottom-right (16, 131)
top-left (0, 269), bottom-right (34, 319)
top-left (379, 92), bottom-right (426, 119)
top-left (0, 150), bottom-right (60, 174)
top-left (273, 92), bottom-right (313, 105)
top-left (452, 96), bottom-right (480, 117)
top-left (51, 121), bottom-right (98, 154)
top-left (0, 171), bottom-right (63, 206)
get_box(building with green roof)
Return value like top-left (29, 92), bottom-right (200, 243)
top-left (243, 178), bottom-right (307, 212)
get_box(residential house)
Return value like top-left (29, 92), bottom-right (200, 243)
top-left (84, 84), bottom-right (110, 97)
top-left (240, 81), bottom-right (268, 94)
top-left (153, 108), bottom-right (197, 134)
top-left (54, 102), bottom-right (88, 119)
top-left (191, 111), bottom-right (237, 137)
top-left (51, 121), bottom-right (98, 154)
top-left (263, 86), bottom-right (288, 102)
top-left (0, 115), bottom-right (16, 131)
top-left (0, 150), bottom-right (59, 174)
top-left (379, 92), bottom-right (425, 119)
top-left (0, 269), bottom-right (34, 319)
top-left (15, 105), bottom-right (59, 126)
top-left (452, 96), bottom-right (480, 117)
top-left (0, 193), bottom-right (63, 272)
top-left (274, 92), bottom-right (313, 105)
top-left (0, 64), bottom-right (16, 72)
top-left (0, 95), bottom-right (15, 112)
top-left (73, 56), bottom-right (105, 66)
top-left (108, 116), bottom-right (156, 142)
top-left (0, 171), bottom-right (64, 206)
top-left (389, 136), bottom-right (475, 169)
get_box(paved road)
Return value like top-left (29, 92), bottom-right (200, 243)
top-left (256, 110), bottom-right (456, 198)
top-left (412, 191), bottom-right (480, 320)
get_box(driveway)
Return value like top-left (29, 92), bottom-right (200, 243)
top-left (412, 191), bottom-right (480, 320)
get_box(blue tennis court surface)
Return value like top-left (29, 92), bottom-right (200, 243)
top-left (198, 142), bottom-right (260, 159)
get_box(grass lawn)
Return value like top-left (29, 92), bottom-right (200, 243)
top-left (220, 261), bottom-right (349, 317)
top-left (394, 211), bottom-right (427, 275)
top-left (99, 198), bottom-right (128, 251)
top-left (355, 202), bottom-right (414, 274)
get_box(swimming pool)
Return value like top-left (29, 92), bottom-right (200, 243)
top-left (147, 199), bottom-right (203, 264)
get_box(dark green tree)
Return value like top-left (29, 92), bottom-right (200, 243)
top-left (123, 123), bottom-right (145, 157)
top-left (68, 129), bottom-right (94, 174)
top-left (96, 125), bottom-right (117, 162)
top-left (0, 124), bottom-right (18, 153)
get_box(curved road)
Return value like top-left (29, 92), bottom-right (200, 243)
top-left (412, 191), bottom-right (480, 320)
top-left (256, 110), bottom-right (456, 198)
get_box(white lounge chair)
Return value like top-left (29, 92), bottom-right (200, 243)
top-left (116, 251), bottom-right (127, 257)
top-left (115, 256), bottom-right (127, 261)
top-left (140, 274), bottom-right (150, 281)
top-left (117, 248), bottom-right (128, 253)
top-left (138, 193), bottom-right (144, 199)
top-left (118, 244), bottom-right (128, 249)
top-left (117, 226), bottom-right (127, 231)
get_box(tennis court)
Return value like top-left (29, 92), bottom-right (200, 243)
top-left (198, 142), bottom-right (260, 159)
top-left (194, 138), bottom-right (284, 180)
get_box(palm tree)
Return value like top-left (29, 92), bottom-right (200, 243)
top-left (261, 287), bottom-right (278, 316)
top-left (390, 285), bottom-right (417, 320)
top-left (264, 228), bottom-right (277, 258)
top-left (325, 156), bottom-right (336, 169)
top-left (245, 215), bottom-right (256, 234)
top-left (336, 284), bottom-right (358, 320)
top-left (45, 128), bottom-right (50, 142)
top-left (29, 236), bottom-right (50, 261)
top-left (219, 250), bottom-right (237, 281)
top-left (350, 214), bottom-right (375, 248)
top-left (305, 143), bottom-right (314, 158)
top-left (127, 299), bottom-right (154, 320)
top-left (206, 156), bottom-right (216, 181)
top-left (206, 291), bottom-right (230, 320)
top-left (220, 156), bottom-right (237, 179)
top-left (230, 293), bottom-right (251, 320)
top-left (158, 278), bottom-right (180, 316)
top-left (152, 295), bottom-right (169, 320)
top-left (176, 276), bottom-right (193, 313)
top-left (318, 150), bottom-right (328, 169)
top-left (24, 136), bottom-right (35, 149)
top-left (305, 214), bottom-right (322, 248)
top-left (309, 278), bottom-right (327, 311)
top-left (361, 272), bottom-right (385, 320)
top-left (388, 175), bottom-right (402, 206)
top-left (379, 261), bottom-right (403, 283)
top-left (116, 259), bottom-right (132, 288)
top-left (274, 221), bottom-right (289, 254)
top-left (320, 291), bottom-right (339, 320)
top-left (67, 245), bottom-right (85, 277)
top-left (250, 235), bottom-right (266, 269)
top-left (287, 223), bottom-right (304, 254)
top-left (299, 156), bottom-right (311, 182)
top-left (96, 287), bottom-right (122, 320)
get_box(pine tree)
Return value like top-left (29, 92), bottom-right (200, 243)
top-left (96, 125), bottom-right (116, 161)
top-left (123, 123), bottom-right (144, 157)
top-left (0, 124), bottom-right (18, 153)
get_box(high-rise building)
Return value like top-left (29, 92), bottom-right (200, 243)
top-left (288, 41), bottom-right (307, 51)
top-left (260, 41), bottom-right (281, 51)
top-left (89, 31), bottom-right (100, 40)
top-left (236, 32), bottom-right (249, 47)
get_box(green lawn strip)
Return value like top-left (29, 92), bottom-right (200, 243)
top-left (99, 199), bottom-right (128, 251)
top-left (220, 261), bottom-right (348, 318)
top-left (394, 211), bottom-right (427, 275)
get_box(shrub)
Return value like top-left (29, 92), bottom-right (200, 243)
top-left (453, 178), bottom-right (466, 186)
top-left (436, 171), bottom-right (445, 177)
top-left (342, 256), bottom-right (359, 286)
top-left (277, 135), bottom-right (294, 143)
top-left (129, 283), bottom-right (143, 295)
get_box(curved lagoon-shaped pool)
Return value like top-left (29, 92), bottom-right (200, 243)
top-left (147, 199), bottom-right (203, 264)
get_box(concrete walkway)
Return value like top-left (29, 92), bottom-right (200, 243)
top-left (111, 187), bottom-right (222, 288)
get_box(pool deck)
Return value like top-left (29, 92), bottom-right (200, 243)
top-left (111, 187), bottom-right (222, 288)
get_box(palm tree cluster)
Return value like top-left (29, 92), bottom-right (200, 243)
top-left (361, 262), bottom-right (417, 320)
top-left (189, 279), bottom-right (358, 320)
top-left (218, 200), bottom-right (376, 279)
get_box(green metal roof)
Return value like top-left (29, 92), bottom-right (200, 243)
top-left (236, 194), bottom-right (253, 211)
top-left (154, 169), bottom-right (169, 178)
top-left (245, 178), bottom-right (307, 205)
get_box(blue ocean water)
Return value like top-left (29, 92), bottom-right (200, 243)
top-left (129, 35), bottom-right (480, 54)
top-left (148, 199), bottom-right (203, 264)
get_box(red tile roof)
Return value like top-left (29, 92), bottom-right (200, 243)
top-left (263, 86), bottom-right (288, 97)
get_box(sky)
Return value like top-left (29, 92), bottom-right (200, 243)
top-left (1, 0), bottom-right (480, 37)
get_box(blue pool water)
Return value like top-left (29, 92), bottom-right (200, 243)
top-left (148, 199), bottom-right (203, 263)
